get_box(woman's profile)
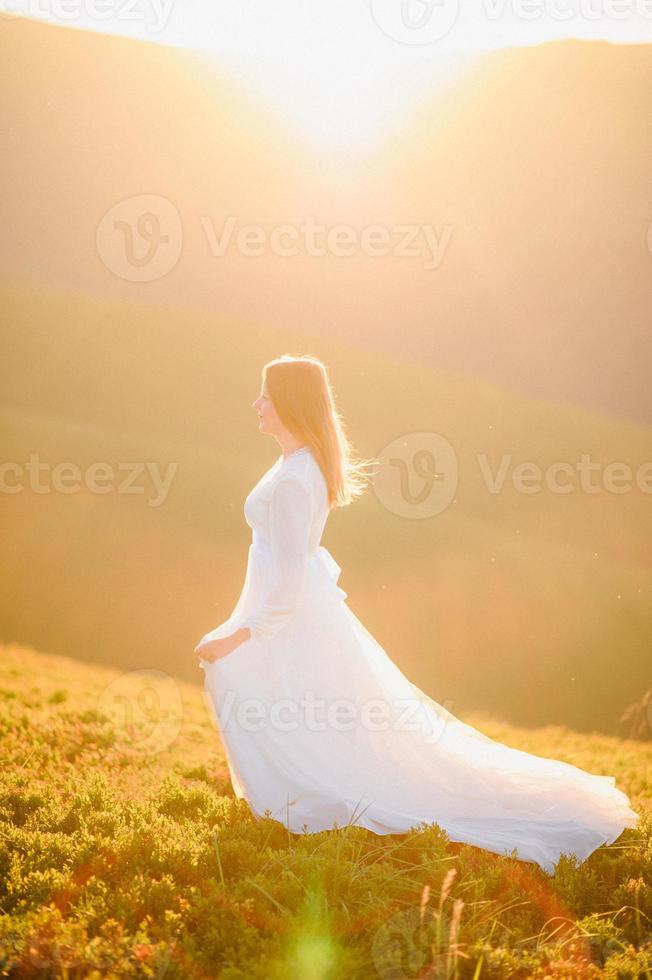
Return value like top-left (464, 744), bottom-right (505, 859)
top-left (195, 353), bottom-right (639, 875)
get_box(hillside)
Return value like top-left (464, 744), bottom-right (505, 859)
top-left (0, 20), bottom-right (651, 423)
top-left (0, 643), bottom-right (649, 977)
top-left (1, 19), bottom-right (651, 733)
top-left (2, 283), bottom-right (651, 733)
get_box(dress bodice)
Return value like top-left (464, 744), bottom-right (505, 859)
top-left (239, 447), bottom-right (345, 645)
top-left (243, 446), bottom-right (330, 554)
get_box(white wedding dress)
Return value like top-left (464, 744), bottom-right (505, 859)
top-left (198, 446), bottom-right (639, 875)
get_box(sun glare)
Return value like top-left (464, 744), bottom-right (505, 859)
top-left (195, 45), bottom-right (472, 152)
top-left (7, 0), bottom-right (649, 149)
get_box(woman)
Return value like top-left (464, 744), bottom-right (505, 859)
top-left (195, 354), bottom-right (639, 875)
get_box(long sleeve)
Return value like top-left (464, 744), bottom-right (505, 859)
top-left (240, 476), bottom-right (313, 643)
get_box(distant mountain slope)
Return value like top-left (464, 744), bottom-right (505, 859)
top-left (1, 20), bottom-right (651, 421)
top-left (2, 284), bottom-right (650, 733)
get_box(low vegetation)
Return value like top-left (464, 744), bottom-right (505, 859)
top-left (1, 644), bottom-right (650, 978)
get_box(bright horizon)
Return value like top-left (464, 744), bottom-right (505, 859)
top-left (3, 0), bottom-right (651, 147)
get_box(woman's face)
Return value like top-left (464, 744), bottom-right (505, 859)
top-left (252, 380), bottom-right (282, 436)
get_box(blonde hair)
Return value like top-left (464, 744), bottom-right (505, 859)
top-left (263, 354), bottom-right (378, 510)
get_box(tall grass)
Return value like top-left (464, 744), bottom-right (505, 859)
top-left (0, 644), bottom-right (650, 978)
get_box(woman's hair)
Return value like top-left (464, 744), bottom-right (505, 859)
top-left (263, 354), bottom-right (379, 510)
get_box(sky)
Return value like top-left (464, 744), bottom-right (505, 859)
top-left (2, 0), bottom-right (651, 147)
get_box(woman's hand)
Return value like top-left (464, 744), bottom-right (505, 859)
top-left (195, 628), bottom-right (250, 664)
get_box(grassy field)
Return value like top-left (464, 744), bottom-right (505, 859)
top-left (0, 642), bottom-right (650, 979)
